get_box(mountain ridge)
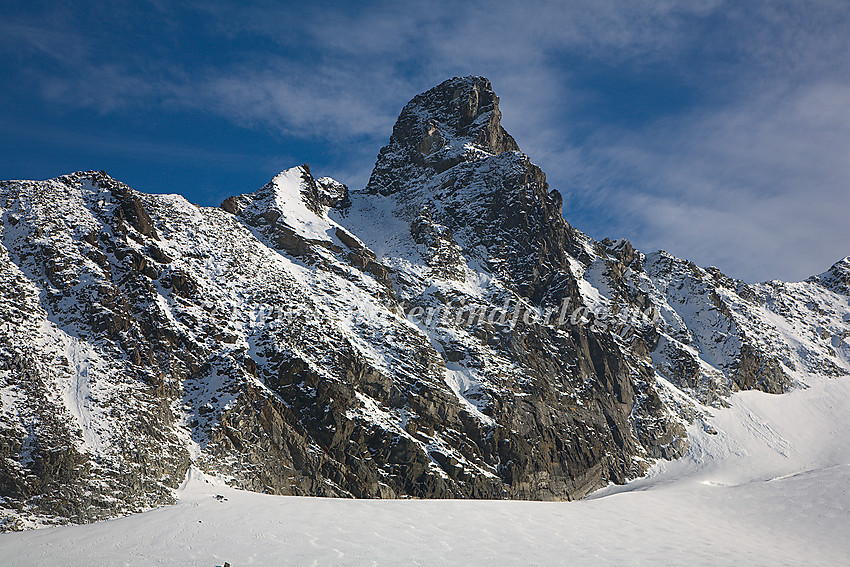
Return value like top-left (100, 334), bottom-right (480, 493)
top-left (1, 76), bottom-right (848, 531)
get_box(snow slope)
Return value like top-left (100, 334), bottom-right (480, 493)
top-left (2, 373), bottom-right (847, 566)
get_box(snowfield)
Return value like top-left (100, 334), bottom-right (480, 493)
top-left (2, 374), bottom-right (848, 566)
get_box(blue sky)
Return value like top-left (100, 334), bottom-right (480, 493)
top-left (2, 0), bottom-right (849, 282)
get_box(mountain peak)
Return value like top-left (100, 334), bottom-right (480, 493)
top-left (366, 76), bottom-right (519, 195)
top-left (810, 256), bottom-right (850, 295)
top-left (401, 76), bottom-right (516, 150)
top-left (220, 164), bottom-right (351, 246)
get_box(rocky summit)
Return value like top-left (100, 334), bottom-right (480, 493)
top-left (1, 76), bottom-right (848, 530)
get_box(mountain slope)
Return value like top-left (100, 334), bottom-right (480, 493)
top-left (3, 371), bottom-right (849, 565)
top-left (1, 76), bottom-right (848, 530)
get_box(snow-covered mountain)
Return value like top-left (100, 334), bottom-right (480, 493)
top-left (1, 76), bottom-right (848, 531)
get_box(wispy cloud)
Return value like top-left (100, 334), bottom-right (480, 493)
top-left (5, 1), bottom-right (717, 138)
top-left (572, 80), bottom-right (850, 282)
top-left (546, 2), bottom-right (850, 282)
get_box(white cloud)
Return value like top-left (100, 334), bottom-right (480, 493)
top-left (567, 80), bottom-right (850, 282)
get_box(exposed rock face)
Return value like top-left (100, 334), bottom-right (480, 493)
top-left (0, 173), bottom-right (191, 530)
top-left (810, 257), bottom-right (850, 296)
top-left (1, 76), bottom-right (849, 530)
top-left (367, 76), bottom-right (519, 194)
